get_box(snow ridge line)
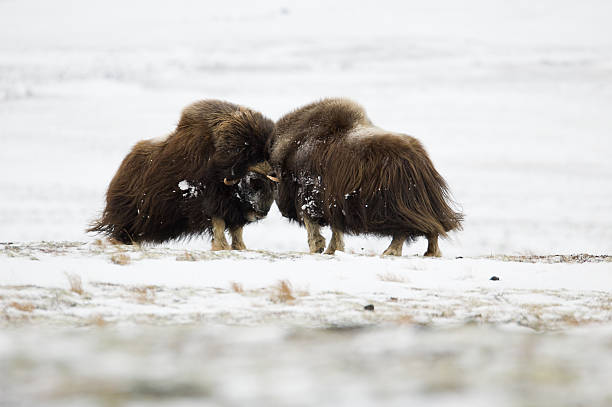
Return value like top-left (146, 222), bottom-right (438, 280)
top-left (1, 241), bottom-right (610, 263)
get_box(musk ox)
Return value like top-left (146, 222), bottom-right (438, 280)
top-left (88, 99), bottom-right (278, 250)
top-left (269, 98), bottom-right (463, 256)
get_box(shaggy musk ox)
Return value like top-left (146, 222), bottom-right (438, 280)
top-left (270, 98), bottom-right (463, 256)
top-left (88, 100), bottom-right (278, 250)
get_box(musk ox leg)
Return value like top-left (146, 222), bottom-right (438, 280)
top-left (382, 234), bottom-right (406, 256)
top-left (324, 227), bottom-right (344, 255)
top-left (424, 234), bottom-right (442, 257)
top-left (211, 217), bottom-right (230, 251)
top-left (230, 226), bottom-right (247, 251)
top-left (303, 215), bottom-right (326, 254)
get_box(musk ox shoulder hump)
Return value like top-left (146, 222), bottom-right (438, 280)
top-left (346, 124), bottom-right (404, 140)
top-left (277, 98), bottom-right (370, 134)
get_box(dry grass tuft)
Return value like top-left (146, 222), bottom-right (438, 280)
top-left (110, 253), bottom-right (131, 265)
top-left (230, 281), bottom-right (244, 293)
top-left (378, 272), bottom-right (409, 283)
top-left (108, 238), bottom-right (126, 246)
top-left (490, 253), bottom-right (612, 264)
top-left (396, 314), bottom-right (414, 324)
top-left (89, 314), bottom-right (107, 327)
top-left (270, 280), bottom-right (295, 303)
top-left (9, 302), bottom-right (35, 312)
top-left (65, 273), bottom-right (84, 295)
top-left (559, 314), bottom-right (584, 327)
top-left (176, 251), bottom-right (197, 261)
top-left (92, 239), bottom-right (106, 247)
top-left (295, 288), bottom-right (310, 297)
top-left (131, 286), bottom-right (157, 304)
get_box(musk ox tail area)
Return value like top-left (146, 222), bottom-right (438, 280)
top-left (323, 133), bottom-right (463, 239)
top-left (87, 139), bottom-right (186, 244)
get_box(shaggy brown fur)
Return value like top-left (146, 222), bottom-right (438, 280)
top-left (270, 98), bottom-right (463, 256)
top-left (88, 100), bottom-right (276, 247)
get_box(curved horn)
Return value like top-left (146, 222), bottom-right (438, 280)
top-left (223, 178), bottom-right (240, 186)
top-left (248, 161), bottom-right (273, 176)
top-left (249, 161), bottom-right (279, 182)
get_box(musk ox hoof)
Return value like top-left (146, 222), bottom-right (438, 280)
top-left (423, 250), bottom-right (441, 257)
top-left (309, 236), bottom-right (326, 254)
top-left (382, 247), bottom-right (403, 256)
top-left (324, 244), bottom-right (344, 255)
top-left (211, 240), bottom-right (231, 251)
top-left (231, 242), bottom-right (247, 251)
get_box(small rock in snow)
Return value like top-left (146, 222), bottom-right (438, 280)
top-left (364, 304), bottom-right (375, 311)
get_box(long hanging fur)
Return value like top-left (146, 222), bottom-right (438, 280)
top-left (270, 98), bottom-right (463, 245)
top-left (88, 100), bottom-right (275, 244)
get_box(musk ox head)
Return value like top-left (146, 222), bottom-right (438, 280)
top-left (226, 161), bottom-right (278, 222)
top-left (236, 171), bottom-right (276, 221)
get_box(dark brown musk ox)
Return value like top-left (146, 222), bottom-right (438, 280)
top-left (269, 98), bottom-right (463, 257)
top-left (88, 99), bottom-right (279, 250)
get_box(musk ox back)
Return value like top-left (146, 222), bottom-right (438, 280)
top-left (270, 98), bottom-right (463, 256)
top-left (88, 99), bottom-right (277, 250)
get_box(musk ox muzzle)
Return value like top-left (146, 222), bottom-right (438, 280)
top-left (232, 161), bottom-right (277, 221)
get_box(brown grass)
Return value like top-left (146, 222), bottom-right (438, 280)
top-left (490, 254), bottom-right (612, 264)
top-left (65, 273), bottom-right (84, 295)
top-left (110, 253), bottom-right (131, 265)
top-left (92, 239), bottom-right (106, 247)
top-left (270, 280), bottom-right (295, 303)
top-left (89, 314), bottom-right (107, 327)
top-left (378, 272), bottom-right (409, 283)
top-left (230, 281), bottom-right (244, 293)
top-left (9, 302), bottom-right (35, 312)
top-left (559, 314), bottom-right (585, 327)
top-left (396, 314), bottom-right (414, 324)
top-left (176, 251), bottom-right (197, 261)
top-left (131, 286), bottom-right (157, 304)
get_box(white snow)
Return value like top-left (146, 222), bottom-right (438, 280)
top-left (1, 0), bottom-right (612, 405)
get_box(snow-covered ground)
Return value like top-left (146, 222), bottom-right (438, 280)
top-left (1, 0), bottom-right (612, 406)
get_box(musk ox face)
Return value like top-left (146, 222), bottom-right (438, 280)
top-left (235, 171), bottom-right (276, 222)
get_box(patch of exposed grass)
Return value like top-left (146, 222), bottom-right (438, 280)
top-left (9, 302), bottom-right (35, 312)
top-left (65, 273), bottom-right (84, 295)
top-left (131, 286), bottom-right (157, 304)
top-left (230, 282), bottom-right (244, 293)
top-left (176, 251), bottom-right (197, 261)
top-left (92, 239), bottom-right (106, 247)
top-left (88, 314), bottom-right (107, 327)
top-left (378, 272), bottom-right (409, 283)
top-left (396, 314), bottom-right (414, 324)
top-left (270, 280), bottom-right (295, 303)
top-left (489, 253), bottom-right (612, 264)
top-left (110, 253), bottom-right (131, 265)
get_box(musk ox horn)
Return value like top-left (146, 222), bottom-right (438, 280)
top-left (248, 161), bottom-right (279, 182)
top-left (223, 178), bottom-right (240, 186)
